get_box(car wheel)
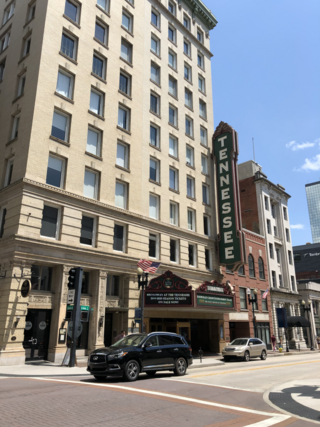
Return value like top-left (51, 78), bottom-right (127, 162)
top-left (223, 357), bottom-right (230, 362)
top-left (261, 350), bottom-right (267, 360)
top-left (146, 371), bottom-right (157, 377)
top-left (124, 360), bottom-right (140, 382)
top-left (174, 357), bottom-right (187, 376)
top-left (94, 375), bottom-right (106, 381)
top-left (244, 351), bottom-right (250, 362)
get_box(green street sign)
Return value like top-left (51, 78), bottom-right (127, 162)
top-left (67, 305), bottom-right (90, 311)
top-left (197, 293), bottom-right (234, 308)
top-left (213, 122), bottom-right (245, 270)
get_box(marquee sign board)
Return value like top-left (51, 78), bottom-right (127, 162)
top-left (213, 121), bottom-right (245, 271)
top-left (195, 281), bottom-right (235, 310)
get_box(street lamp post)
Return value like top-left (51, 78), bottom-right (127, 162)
top-left (247, 288), bottom-right (258, 337)
top-left (137, 267), bottom-right (149, 333)
top-left (301, 299), bottom-right (315, 351)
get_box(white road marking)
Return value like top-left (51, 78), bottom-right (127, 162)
top-left (159, 377), bottom-right (263, 393)
top-left (30, 377), bottom-right (290, 426)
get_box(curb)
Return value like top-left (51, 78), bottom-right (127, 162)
top-left (189, 361), bottom-right (225, 369)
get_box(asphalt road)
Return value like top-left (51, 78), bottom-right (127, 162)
top-left (0, 353), bottom-right (319, 427)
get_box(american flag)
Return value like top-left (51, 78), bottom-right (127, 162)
top-left (262, 288), bottom-right (269, 299)
top-left (137, 260), bottom-right (161, 273)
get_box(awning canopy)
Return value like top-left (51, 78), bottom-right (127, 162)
top-left (287, 316), bottom-right (310, 328)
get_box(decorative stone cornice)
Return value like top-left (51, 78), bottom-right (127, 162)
top-left (180, 0), bottom-right (217, 30)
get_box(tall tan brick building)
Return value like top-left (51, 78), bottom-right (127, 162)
top-left (0, 0), bottom-right (234, 365)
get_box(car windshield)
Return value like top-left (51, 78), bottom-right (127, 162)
top-left (230, 339), bottom-right (248, 346)
top-left (111, 334), bottom-right (146, 348)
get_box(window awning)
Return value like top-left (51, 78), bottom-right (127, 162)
top-left (287, 316), bottom-right (310, 328)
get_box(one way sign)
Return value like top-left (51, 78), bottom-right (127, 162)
top-left (67, 289), bottom-right (75, 304)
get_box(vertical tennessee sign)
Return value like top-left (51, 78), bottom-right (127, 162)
top-left (213, 122), bottom-right (244, 270)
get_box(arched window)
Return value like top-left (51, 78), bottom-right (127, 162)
top-left (258, 257), bottom-right (265, 280)
top-left (248, 255), bottom-right (255, 277)
top-left (238, 265), bottom-right (244, 275)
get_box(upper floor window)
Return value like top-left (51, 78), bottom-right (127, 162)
top-left (80, 216), bottom-right (95, 246)
top-left (116, 141), bottom-right (129, 169)
top-left (238, 265), bottom-right (245, 275)
top-left (150, 92), bottom-right (160, 115)
top-left (169, 135), bottom-right (178, 158)
top-left (27, 3), bottom-right (36, 21)
top-left (271, 270), bottom-right (277, 287)
top-left (203, 215), bottom-right (210, 236)
top-left (202, 184), bottom-right (209, 204)
top-left (269, 243), bottom-right (274, 259)
top-left (205, 248), bottom-right (212, 270)
top-left (291, 276), bottom-right (296, 292)
top-left (151, 34), bottom-right (160, 56)
top-left (0, 59), bottom-right (6, 82)
top-left (106, 275), bottom-right (120, 296)
top-left (168, 1), bottom-right (176, 15)
top-left (185, 116), bottom-right (193, 137)
top-left (118, 105), bottom-right (130, 131)
top-left (11, 115), bottom-right (20, 140)
top-left (197, 52), bottom-right (204, 68)
top-left (267, 219), bottom-right (271, 234)
top-left (115, 181), bottom-right (128, 209)
top-left (170, 239), bottom-right (179, 262)
top-left (258, 257), bottom-right (265, 279)
top-left (113, 224), bottom-right (126, 252)
top-left (17, 73), bottom-right (26, 97)
top-left (183, 15), bottom-right (191, 30)
top-left (0, 31), bottom-right (10, 53)
top-left (95, 21), bottom-right (108, 45)
top-left (200, 126), bottom-right (207, 146)
top-left (168, 49), bottom-right (177, 69)
top-left (169, 105), bottom-right (177, 127)
top-left (199, 99), bottom-right (207, 119)
top-left (93, 53), bottom-right (106, 79)
top-left (151, 62), bottom-right (160, 85)
top-left (31, 265), bottom-right (52, 291)
top-left (150, 124), bottom-right (160, 148)
top-left (87, 127), bottom-right (102, 157)
top-left (198, 75), bottom-right (205, 92)
top-left (22, 36), bottom-right (31, 57)
top-left (184, 40), bottom-right (191, 57)
top-left (46, 155), bottom-right (65, 188)
top-left (119, 70), bottom-right (131, 95)
top-left (168, 25), bottom-right (176, 43)
top-left (187, 208), bottom-right (195, 231)
top-left (3, 2), bottom-right (15, 25)
top-left (170, 201), bottom-right (178, 225)
top-left (121, 38), bottom-right (132, 63)
top-left (283, 206), bottom-right (288, 220)
top-left (40, 206), bottom-right (60, 239)
top-left (149, 194), bottom-right (159, 219)
top-left (264, 196), bottom-right (269, 210)
top-left (151, 10), bottom-right (160, 28)
top-left (187, 176), bottom-right (195, 198)
top-left (168, 75), bottom-right (177, 97)
top-left (169, 167), bottom-right (178, 191)
top-left (61, 32), bottom-right (77, 61)
top-left (97, 0), bottom-right (109, 13)
top-left (288, 250), bottom-right (293, 265)
top-left (150, 158), bottom-right (160, 183)
top-left (0, 208), bottom-right (6, 238)
top-left (197, 29), bottom-right (203, 43)
top-left (201, 154), bottom-right (208, 174)
top-left (56, 69), bottom-right (74, 99)
top-left (51, 110), bottom-right (70, 142)
top-left (4, 158), bottom-right (14, 187)
top-left (184, 63), bottom-right (192, 82)
top-left (90, 88), bottom-right (104, 117)
top-left (248, 254), bottom-right (255, 277)
top-left (285, 228), bottom-right (290, 243)
top-left (271, 204), bottom-right (276, 219)
top-left (240, 288), bottom-right (247, 309)
top-left (84, 169), bottom-right (99, 199)
top-left (149, 233), bottom-right (159, 259)
top-left (186, 145), bottom-right (194, 167)
top-left (64, 0), bottom-right (80, 24)
top-left (185, 88), bottom-right (193, 109)
top-left (188, 244), bottom-right (196, 266)
top-left (122, 10), bottom-right (133, 33)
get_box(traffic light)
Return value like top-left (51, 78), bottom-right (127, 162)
top-left (68, 268), bottom-right (76, 289)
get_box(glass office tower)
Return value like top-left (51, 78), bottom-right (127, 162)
top-left (306, 181), bottom-right (320, 243)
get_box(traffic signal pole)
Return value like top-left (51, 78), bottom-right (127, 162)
top-left (69, 267), bottom-right (83, 367)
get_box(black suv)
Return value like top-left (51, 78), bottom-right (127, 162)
top-left (87, 332), bottom-right (193, 381)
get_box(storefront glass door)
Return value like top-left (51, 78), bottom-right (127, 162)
top-left (177, 322), bottom-right (191, 343)
top-left (23, 309), bottom-right (52, 361)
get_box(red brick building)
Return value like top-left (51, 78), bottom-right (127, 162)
top-left (222, 229), bottom-right (274, 349)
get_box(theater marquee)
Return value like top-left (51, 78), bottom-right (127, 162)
top-left (213, 121), bottom-right (245, 271)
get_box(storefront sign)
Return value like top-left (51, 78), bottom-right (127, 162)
top-left (21, 280), bottom-right (31, 298)
top-left (213, 121), bottom-right (245, 271)
top-left (207, 285), bottom-right (224, 293)
top-left (197, 293), bottom-right (234, 308)
top-left (145, 291), bottom-right (193, 307)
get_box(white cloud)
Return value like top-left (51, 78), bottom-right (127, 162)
top-left (286, 140), bottom-right (315, 151)
top-left (290, 224), bottom-right (305, 229)
top-left (301, 154), bottom-right (320, 171)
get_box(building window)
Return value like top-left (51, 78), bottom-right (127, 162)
top-left (283, 206), bottom-right (288, 220)
top-left (118, 105), bottom-right (130, 131)
top-left (150, 92), bottom-right (160, 115)
top-left (264, 196), bottom-right (269, 210)
top-left (122, 10), bottom-right (133, 33)
top-left (203, 215), bottom-right (210, 236)
top-left (201, 154), bottom-right (208, 174)
top-left (56, 69), bottom-right (74, 99)
top-left (205, 248), bottom-right (212, 270)
top-left (185, 116), bottom-right (193, 136)
top-left (151, 62), bottom-right (160, 85)
top-left (288, 250), bottom-right (293, 265)
top-left (188, 244), bottom-right (196, 266)
top-left (150, 158), bottom-right (160, 183)
top-left (90, 88), bottom-right (104, 116)
top-left (87, 127), bottom-right (102, 156)
top-left (113, 224), bottom-right (125, 252)
top-left (84, 169), bottom-right (99, 199)
top-left (151, 34), bottom-right (160, 56)
top-left (276, 247), bottom-right (280, 264)
top-left (200, 126), bottom-right (207, 146)
top-left (119, 71), bottom-right (131, 95)
top-left (183, 15), bottom-right (191, 30)
top-left (149, 194), bottom-right (159, 219)
top-left (116, 142), bottom-right (129, 169)
top-left (115, 181), bottom-right (128, 209)
top-left (31, 266), bottom-right (52, 291)
top-left (271, 270), bottom-right (276, 287)
top-left (121, 38), bottom-right (132, 63)
top-left (0, 59), bottom-right (6, 81)
top-left (169, 135), bottom-right (178, 157)
top-left (291, 276), bottom-right (296, 291)
top-left (186, 176), bottom-right (195, 198)
top-left (150, 124), bottom-right (160, 148)
top-left (248, 254), bottom-right (255, 277)
top-left (197, 29), bottom-right (204, 43)
top-left (93, 53), bottom-right (106, 79)
top-left (185, 88), bottom-right (193, 109)
top-left (3, 2), bottom-right (15, 25)
top-left (184, 63), bottom-right (192, 82)
top-left (238, 265), bottom-right (245, 275)
top-left (170, 239), bottom-right (179, 262)
top-left (151, 9), bottom-right (160, 28)
top-left (4, 158), bottom-right (14, 187)
top-left (184, 39), bottom-right (191, 57)
top-left (279, 274), bottom-right (283, 287)
top-left (199, 99), bottom-right (207, 119)
top-left (106, 275), bottom-right (120, 297)
top-left (0, 31), bottom-right (10, 54)
top-left (168, 75), bottom-right (177, 97)
top-left (149, 233), bottom-right (159, 258)
top-left (198, 75), bottom-right (205, 92)
top-left (64, 0), bottom-right (80, 24)
top-left (269, 243), bottom-right (274, 259)
top-left (11, 115), bottom-right (20, 140)
top-left (168, 1), bottom-right (176, 15)
top-left (169, 167), bottom-right (178, 191)
top-left (170, 201), bottom-right (178, 225)
top-left (168, 49), bottom-right (177, 69)
top-left (51, 110), bottom-right (70, 142)
top-left (260, 290), bottom-right (268, 311)
top-left (267, 219), bottom-right (271, 234)
top-left (285, 228), bottom-right (290, 243)
top-left (258, 257), bottom-right (265, 279)
top-left (168, 25), bottom-right (176, 43)
top-left (46, 155), bottom-right (65, 188)
top-left (0, 208), bottom-right (6, 238)
top-left (169, 105), bottom-right (177, 127)
top-left (80, 216), bottom-right (95, 246)
top-left (197, 52), bottom-right (204, 68)
top-left (202, 184), bottom-right (209, 204)
top-left (97, 0), bottom-right (109, 13)
top-left (240, 288), bottom-right (247, 309)
top-left (187, 208), bottom-right (195, 231)
top-left (61, 32), bottom-right (77, 60)
top-left (271, 204), bottom-right (276, 219)
top-left (40, 206), bottom-right (60, 239)
top-left (95, 21), bottom-right (108, 45)
top-left (186, 146), bottom-right (194, 167)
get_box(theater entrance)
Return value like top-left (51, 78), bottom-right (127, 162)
top-left (23, 309), bottom-right (52, 361)
top-left (149, 319), bottom-right (191, 342)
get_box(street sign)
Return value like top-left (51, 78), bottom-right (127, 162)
top-left (67, 289), bottom-right (75, 304)
top-left (67, 305), bottom-right (90, 311)
top-left (134, 307), bottom-right (142, 323)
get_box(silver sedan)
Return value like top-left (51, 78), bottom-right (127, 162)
top-left (222, 338), bottom-right (267, 362)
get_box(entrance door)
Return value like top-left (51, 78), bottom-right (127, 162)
top-left (23, 309), bottom-right (52, 361)
top-left (104, 313), bottom-right (113, 347)
top-left (177, 322), bottom-right (191, 343)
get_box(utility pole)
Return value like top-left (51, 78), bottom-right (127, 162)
top-left (67, 267), bottom-right (83, 367)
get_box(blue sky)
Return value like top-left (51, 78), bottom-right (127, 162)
top-left (207, 0), bottom-right (320, 246)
